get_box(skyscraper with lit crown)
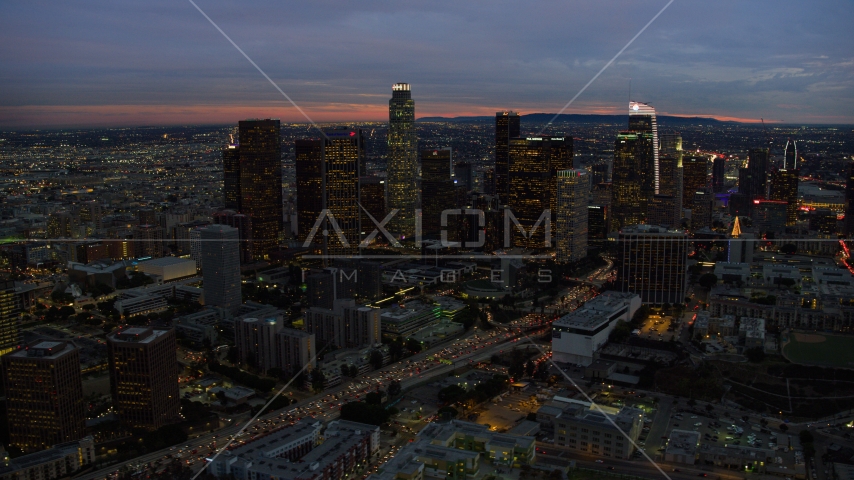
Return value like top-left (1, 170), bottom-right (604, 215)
top-left (628, 102), bottom-right (659, 193)
top-left (387, 83), bottom-right (417, 239)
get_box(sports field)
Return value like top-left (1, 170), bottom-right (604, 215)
top-left (782, 332), bottom-right (854, 368)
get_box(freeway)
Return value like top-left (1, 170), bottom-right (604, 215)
top-left (75, 323), bottom-right (547, 479)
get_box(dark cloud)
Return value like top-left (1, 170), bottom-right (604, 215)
top-left (1, 0), bottom-right (852, 126)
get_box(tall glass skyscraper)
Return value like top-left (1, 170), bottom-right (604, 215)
top-left (556, 169), bottom-right (589, 263)
top-left (387, 83), bottom-right (417, 239)
top-left (222, 143), bottom-right (241, 211)
top-left (611, 132), bottom-right (655, 231)
top-left (629, 102), bottom-right (659, 193)
top-left (238, 119), bottom-right (282, 260)
top-left (495, 111), bottom-right (521, 203)
top-left (296, 128), bottom-right (364, 257)
top-left (508, 136), bottom-right (572, 248)
top-left (420, 148), bottom-right (456, 239)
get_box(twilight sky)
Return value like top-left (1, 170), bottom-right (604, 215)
top-left (1, 0), bottom-right (853, 128)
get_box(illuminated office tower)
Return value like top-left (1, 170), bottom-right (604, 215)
top-left (712, 156), bottom-right (726, 193)
top-left (495, 111), bottom-right (521, 203)
top-left (200, 225), bottom-right (242, 312)
top-left (739, 148), bottom-right (770, 201)
top-left (421, 148), bottom-right (456, 239)
top-left (238, 119), bottom-right (282, 260)
top-left (555, 169), bottom-right (588, 263)
top-left (769, 168), bottom-right (799, 226)
top-left (845, 161), bottom-right (854, 237)
top-left (46, 212), bottom-right (74, 239)
top-left (296, 128), bottom-right (363, 257)
top-left (107, 327), bottom-right (179, 430)
top-left (508, 136), bottom-right (573, 248)
top-left (611, 132), bottom-right (655, 230)
top-left (2, 341), bottom-right (85, 453)
top-left (0, 280), bottom-right (21, 356)
top-left (387, 83), bottom-right (417, 239)
top-left (628, 102), bottom-right (659, 193)
top-left (617, 225), bottom-right (687, 305)
top-left (659, 133), bottom-right (684, 219)
top-left (223, 143), bottom-right (241, 210)
top-left (359, 176), bottom-right (386, 238)
top-left (682, 155), bottom-right (709, 210)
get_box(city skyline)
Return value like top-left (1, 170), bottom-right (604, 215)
top-left (2, 1), bottom-right (854, 128)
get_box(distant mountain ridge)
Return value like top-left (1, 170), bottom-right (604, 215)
top-left (417, 113), bottom-right (738, 126)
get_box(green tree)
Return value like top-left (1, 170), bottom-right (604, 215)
top-left (310, 369), bottom-right (326, 393)
top-left (365, 391), bottom-right (383, 405)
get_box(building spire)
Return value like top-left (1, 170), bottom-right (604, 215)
top-left (731, 216), bottom-right (742, 237)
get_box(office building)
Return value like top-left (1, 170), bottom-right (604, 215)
top-left (727, 217), bottom-right (754, 264)
top-left (234, 316), bottom-right (282, 374)
top-left (611, 132), bottom-right (655, 230)
top-left (809, 209), bottom-right (838, 235)
top-left (0, 280), bottom-right (23, 356)
top-left (296, 128), bottom-right (363, 256)
top-left (682, 155), bottom-right (709, 211)
top-left (454, 161), bottom-right (474, 191)
top-left (210, 420), bottom-right (378, 480)
top-left (387, 83), bottom-right (418, 239)
top-left (712, 156), bottom-right (726, 193)
top-left (752, 199), bottom-right (788, 234)
top-left (647, 194), bottom-right (678, 229)
top-left (628, 102), bottom-right (659, 193)
top-left (845, 162), bottom-right (854, 237)
top-left (379, 299), bottom-right (444, 337)
top-left (46, 212), bottom-right (74, 239)
top-left (769, 168), bottom-right (799, 226)
top-left (107, 327), bottom-right (179, 430)
top-left (74, 242), bottom-right (109, 264)
top-left (136, 208), bottom-right (156, 226)
top-left (213, 210), bottom-right (253, 264)
top-left (138, 256), bottom-right (196, 281)
top-left (508, 136), bottom-right (572, 248)
top-left (277, 328), bottom-right (315, 377)
top-left (359, 176), bottom-right (386, 240)
top-left (658, 154), bottom-right (683, 221)
top-left (555, 169), bottom-right (588, 263)
top-left (617, 225), bottom-right (688, 304)
top-left (238, 119), bottom-right (282, 260)
top-left (421, 148), bottom-right (457, 239)
top-left (0, 436), bottom-right (95, 479)
top-left (304, 299), bottom-right (380, 349)
top-left (200, 225), bottom-right (242, 312)
top-left (739, 148), bottom-right (770, 201)
top-left (591, 163), bottom-right (610, 185)
top-left (223, 143), bottom-right (241, 210)
top-left (132, 224), bottom-right (164, 258)
top-left (495, 111), bottom-right (521, 202)
top-left (691, 189), bottom-right (713, 230)
top-left (552, 404), bottom-right (644, 460)
top-left (552, 291), bottom-right (641, 366)
top-left (587, 205), bottom-right (608, 242)
top-left (2, 341), bottom-right (85, 453)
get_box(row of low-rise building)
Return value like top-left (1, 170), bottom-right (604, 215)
top-left (210, 420), bottom-right (379, 480)
top-left (370, 420), bottom-right (535, 480)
